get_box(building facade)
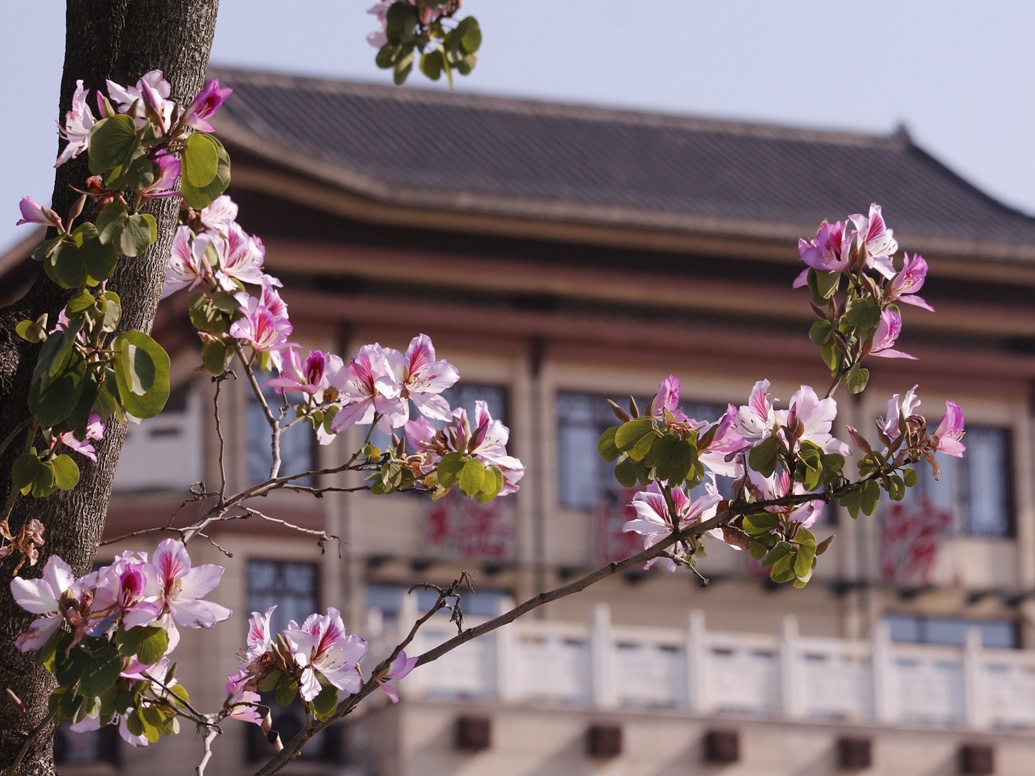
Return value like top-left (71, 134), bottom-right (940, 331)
top-left (9, 69), bottom-right (1035, 775)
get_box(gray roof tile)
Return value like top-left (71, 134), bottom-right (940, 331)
top-left (211, 67), bottom-right (1035, 259)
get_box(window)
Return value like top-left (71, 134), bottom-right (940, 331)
top-left (246, 559), bottom-right (319, 634)
top-left (884, 614), bottom-right (1017, 649)
top-left (913, 426), bottom-right (1012, 537)
top-left (556, 391), bottom-right (726, 509)
top-left (245, 382), bottom-right (315, 486)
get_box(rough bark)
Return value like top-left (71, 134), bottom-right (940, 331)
top-left (0, 2), bottom-right (219, 773)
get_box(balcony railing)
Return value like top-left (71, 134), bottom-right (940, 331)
top-left (387, 603), bottom-right (1035, 730)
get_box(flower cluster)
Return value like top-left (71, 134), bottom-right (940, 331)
top-left (167, 203), bottom-right (524, 497)
top-left (612, 207), bottom-right (965, 585)
top-left (10, 541), bottom-right (231, 745)
top-left (55, 70), bottom-right (231, 169)
top-left (795, 204), bottom-right (934, 376)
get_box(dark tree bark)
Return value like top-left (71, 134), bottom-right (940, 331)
top-left (0, 3), bottom-right (219, 773)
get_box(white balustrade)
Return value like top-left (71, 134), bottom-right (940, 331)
top-left (380, 604), bottom-right (1035, 732)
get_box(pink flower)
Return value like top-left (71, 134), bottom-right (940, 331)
top-left (230, 295), bottom-right (296, 369)
top-left (106, 70), bottom-right (174, 132)
top-left (877, 385), bottom-right (921, 441)
top-left (389, 334), bottom-right (460, 422)
top-left (747, 469), bottom-right (824, 528)
top-left (161, 227), bottom-right (213, 298)
top-left (779, 385), bottom-right (849, 456)
top-left (330, 344), bottom-right (407, 434)
top-left (455, 402), bottom-right (525, 495)
top-left (56, 413), bottom-right (105, 464)
top-left (886, 253), bottom-right (934, 311)
top-left (624, 482), bottom-right (722, 570)
top-left (88, 555), bottom-right (162, 634)
top-left (264, 347), bottom-right (343, 399)
top-left (214, 223), bottom-right (266, 289)
top-left (732, 379), bottom-right (776, 439)
top-left (138, 153), bottom-right (181, 199)
top-left (795, 220), bottom-right (852, 281)
top-left (55, 80), bottom-right (96, 167)
top-left (869, 308), bottom-right (916, 360)
top-left (283, 608), bottom-right (367, 702)
top-left (10, 555), bottom-right (76, 652)
top-left (850, 203), bottom-right (898, 278)
top-left (183, 78), bottom-right (233, 133)
top-left (16, 197), bottom-right (63, 230)
top-left (198, 195), bottom-right (239, 232)
top-left (152, 539), bottom-right (231, 632)
top-left (931, 401), bottom-right (966, 457)
top-left (376, 650), bottom-right (418, 703)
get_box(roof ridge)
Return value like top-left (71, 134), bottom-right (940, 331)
top-left (208, 64), bottom-right (902, 149)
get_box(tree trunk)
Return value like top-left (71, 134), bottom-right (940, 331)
top-left (0, 2), bottom-right (219, 772)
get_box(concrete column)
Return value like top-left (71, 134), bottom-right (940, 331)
top-left (590, 603), bottom-right (617, 708)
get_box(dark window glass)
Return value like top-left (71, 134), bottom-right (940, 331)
top-left (884, 614), bottom-right (1017, 649)
top-left (556, 391), bottom-right (727, 509)
top-left (913, 426), bottom-right (1012, 537)
top-left (246, 559), bottom-right (318, 634)
top-left (246, 382), bottom-right (315, 486)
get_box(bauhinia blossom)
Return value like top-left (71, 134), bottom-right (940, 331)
top-left (869, 308), bottom-right (916, 360)
top-left (930, 401), bottom-right (966, 457)
top-left (183, 77), bottom-right (233, 132)
top-left (284, 608), bottom-right (368, 702)
top-left (9, 555), bottom-right (77, 652)
top-left (388, 334), bottom-right (460, 422)
top-left (850, 203), bottom-right (898, 277)
top-left (55, 413), bottom-right (105, 463)
top-left (886, 253), bottom-right (934, 311)
top-left (623, 482), bottom-right (722, 570)
top-left (376, 650), bottom-right (418, 703)
top-left (55, 79), bottom-right (96, 167)
top-left (16, 196), bottom-right (63, 230)
top-left (152, 538), bottom-right (232, 638)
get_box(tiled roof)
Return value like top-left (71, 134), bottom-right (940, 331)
top-left (211, 67), bottom-right (1035, 260)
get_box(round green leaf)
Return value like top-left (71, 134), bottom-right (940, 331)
top-left (112, 330), bottom-right (170, 419)
top-left (88, 115), bottom-right (140, 177)
top-left (180, 135), bottom-right (231, 209)
top-left (184, 131), bottom-right (220, 188)
top-left (459, 457), bottom-right (486, 496)
top-left (96, 201), bottom-right (128, 245)
top-left (120, 213), bottom-right (157, 257)
top-left (12, 452), bottom-right (43, 495)
top-left (51, 454), bottom-right (81, 491)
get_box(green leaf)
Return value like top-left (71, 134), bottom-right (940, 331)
top-left (45, 241), bottom-right (87, 288)
top-left (80, 236), bottom-right (119, 285)
top-left (123, 152), bottom-right (157, 192)
top-left (839, 489), bottom-right (862, 520)
top-left (903, 467), bottom-right (919, 488)
top-left (117, 626), bottom-right (169, 666)
top-left (748, 436), bottom-right (780, 477)
top-left (762, 540), bottom-right (793, 567)
top-left (120, 213), bottom-right (157, 257)
top-left (30, 351), bottom-right (87, 428)
top-left (769, 554), bottom-right (797, 584)
top-left (846, 366), bottom-right (869, 395)
top-left (597, 426), bottom-right (620, 462)
top-left (78, 639), bottom-right (123, 697)
top-left (310, 683), bottom-right (338, 721)
top-left (102, 293), bottom-right (122, 333)
top-left (184, 132), bottom-right (220, 188)
top-left (275, 675), bottom-right (299, 708)
top-left (112, 330), bottom-right (171, 419)
top-left (820, 339), bottom-right (840, 373)
top-left (794, 539), bottom-right (816, 579)
top-left (455, 51), bottom-right (477, 76)
top-left (842, 296), bottom-right (881, 335)
top-left (816, 534), bottom-right (835, 555)
top-left (475, 465), bottom-right (504, 503)
top-left (742, 513), bottom-right (780, 535)
top-left (459, 457), bottom-right (486, 496)
top-left (420, 49), bottom-right (444, 81)
top-left (88, 115), bottom-right (140, 178)
top-left (808, 319), bottom-right (833, 346)
top-left (201, 339), bottom-right (232, 374)
top-left (96, 202), bottom-right (128, 245)
top-left (860, 479), bottom-right (881, 516)
top-left (67, 289), bottom-right (97, 314)
top-left (807, 269), bottom-right (840, 304)
top-left (613, 457), bottom-right (639, 488)
top-left (180, 135), bottom-right (231, 209)
top-left (15, 315), bottom-right (48, 344)
top-left (51, 455), bottom-right (80, 491)
top-left (386, 2), bottom-right (418, 41)
top-left (436, 452), bottom-right (466, 488)
top-left (12, 452), bottom-right (43, 495)
top-left (393, 49), bottom-right (415, 84)
top-left (457, 15), bottom-right (481, 52)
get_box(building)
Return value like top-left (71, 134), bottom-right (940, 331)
top-left (8, 68), bottom-right (1035, 775)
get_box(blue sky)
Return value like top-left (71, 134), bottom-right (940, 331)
top-left (4, 1), bottom-right (1033, 252)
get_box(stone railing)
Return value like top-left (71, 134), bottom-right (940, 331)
top-left (386, 603), bottom-right (1035, 730)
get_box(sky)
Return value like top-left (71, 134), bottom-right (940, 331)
top-left (4, 1), bottom-right (1034, 253)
